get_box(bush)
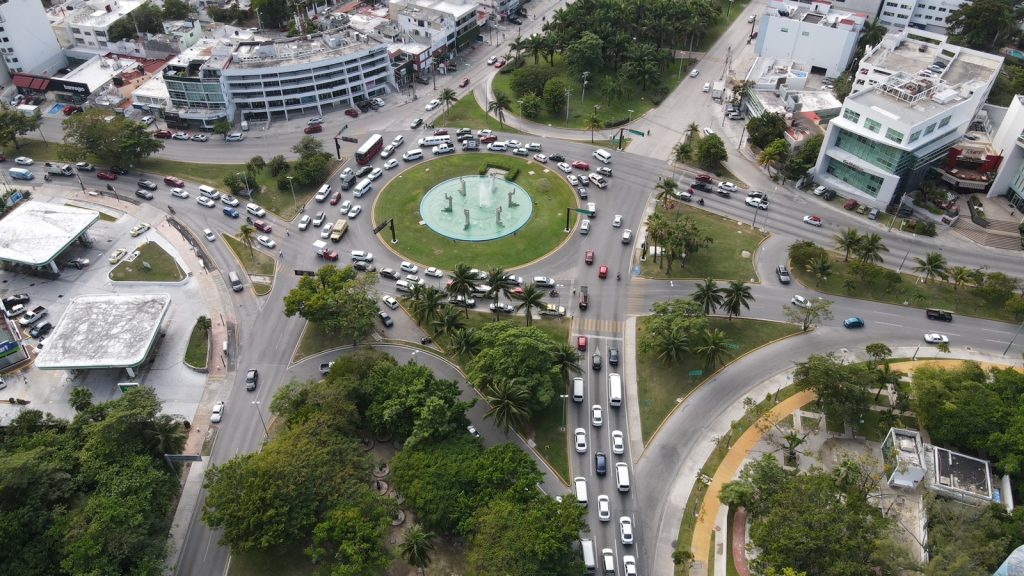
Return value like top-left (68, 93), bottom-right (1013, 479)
top-left (505, 168), bottom-right (520, 181)
top-left (788, 240), bottom-right (828, 268)
top-left (267, 155), bottom-right (289, 177)
top-left (603, 117), bottom-right (630, 128)
top-left (918, 221), bottom-right (937, 236)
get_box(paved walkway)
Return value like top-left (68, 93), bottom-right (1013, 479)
top-left (731, 507), bottom-right (751, 576)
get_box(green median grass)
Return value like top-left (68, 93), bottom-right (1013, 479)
top-left (184, 319), bottom-right (210, 369)
top-left (110, 241), bottom-right (185, 282)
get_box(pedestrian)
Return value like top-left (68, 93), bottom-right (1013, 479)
top-left (279, 250), bottom-right (284, 257)
top-left (647, 129), bottom-right (650, 136)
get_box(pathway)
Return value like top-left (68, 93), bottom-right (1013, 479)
top-left (731, 507), bottom-right (751, 576)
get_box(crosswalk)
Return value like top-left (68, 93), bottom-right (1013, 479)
top-left (574, 317), bottom-right (624, 336)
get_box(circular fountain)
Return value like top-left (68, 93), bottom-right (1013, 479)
top-left (418, 175), bottom-right (533, 242)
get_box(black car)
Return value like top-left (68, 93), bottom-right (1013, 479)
top-left (353, 261), bottom-right (376, 272)
top-left (379, 268), bottom-right (400, 280)
top-left (378, 311), bottom-right (394, 328)
top-left (822, 190), bottom-right (838, 201)
top-left (548, 153), bottom-right (565, 162)
top-left (3, 294), bottom-right (30, 308)
top-left (508, 16), bottom-right (522, 24)
top-left (30, 322), bottom-right (52, 338)
top-left (135, 189), bottom-right (154, 200)
top-left (595, 452), bottom-right (607, 476)
top-left (897, 206), bottom-right (914, 218)
top-left (356, 165), bottom-right (374, 178)
top-left (410, 118), bottom-right (424, 129)
top-left (691, 181), bottom-right (709, 192)
top-left (592, 350), bottom-right (602, 371)
top-left (110, 166), bottom-right (129, 175)
top-left (415, 77), bottom-right (430, 85)
top-left (355, 100), bottom-right (372, 112)
top-left (137, 179), bottom-right (158, 191)
top-left (608, 347), bottom-right (620, 366)
top-left (245, 369), bottom-right (258, 391)
top-left (340, 174), bottom-right (356, 190)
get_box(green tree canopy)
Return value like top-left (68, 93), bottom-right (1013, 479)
top-left (282, 264), bottom-right (378, 339)
top-left (0, 108), bottom-right (42, 149)
top-left (746, 112), bottom-right (788, 149)
top-left (793, 353), bottom-right (873, 426)
top-left (61, 109), bottom-right (165, 167)
top-left (696, 133), bottom-right (727, 168)
top-left (564, 31), bottom-right (604, 77)
top-left (946, 0), bottom-right (1017, 51)
top-left (466, 496), bottom-right (587, 575)
top-left (466, 323), bottom-right (562, 411)
top-left (106, 2), bottom-right (164, 42)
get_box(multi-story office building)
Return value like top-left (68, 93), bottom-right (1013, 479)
top-left (812, 29), bottom-right (1002, 209)
top-left (390, 0), bottom-right (479, 61)
top-left (0, 0), bottom-right (66, 82)
top-left (877, 0), bottom-right (967, 34)
top-left (987, 97), bottom-right (1024, 211)
top-left (55, 0), bottom-right (146, 51)
top-left (754, 0), bottom-right (866, 78)
top-left (161, 39), bottom-right (232, 127)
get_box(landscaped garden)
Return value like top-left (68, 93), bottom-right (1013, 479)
top-left (222, 233), bottom-right (275, 295)
top-left (184, 316), bottom-right (211, 369)
top-left (110, 241), bottom-right (186, 282)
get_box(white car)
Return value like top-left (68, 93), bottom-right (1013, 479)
top-left (591, 404), bottom-right (603, 427)
top-left (341, 167), bottom-right (354, 179)
top-left (612, 430), bottom-right (625, 454)
top-left (210, 401), bottom-right (224, 423)
top-left (400, 261), bottom-right (419, 274)
top-left (533, 153), bottom-right (548, 163)
top-left (14, 156), bottom-right (32, 165)
top-left (191, 134), bottom-right (209, 142)
top-left (339, 200), bottom-right (352, 213)
top-left (384, 158), bottom-right (399, 170)
top-left (924, 333), bottom-right (949, 344)
top-left (791, 295), bottom-right (811, 308)
top-left (347, 205), bottom-right (362, 218)
top-left (718, 181), bottom-right (737, 192)
top-left (351, 250), bottom-right (374, 262)
top-left (172, 131), bottom-right (189, 140)
top-left (320, 223), bottom-right (334, 239)
top-left (504, 274), bottom-right (523, 285)
top-left (690, 68), bottom-right (700, 78)
top-left (382, 295), bottom-right (399, 310)
top-left (612, 214), bottom-right (623, 228)
top-left (803, 215), bottom-right (823, 227)
top-left (568, 175), bottom-right (579, 186)
top-left (313, 212), bottom-right (327, 226)
top-left (171, 188), bottom-right (189, 198)
top-left (257, 235), bottom-right (276, 249)
top-left (381, 144), bottom-right (396, 158)
top-left (623, 555), bottom-right (637, 576)
top-left (597, 495), bottom-right (611, 522)
top-left (221, 195), bottom-right (240, 206)
top-left (486, 56), bottom-right (497, 65)
top-left (587, 202), bottom-right (596, 215)
top-left (130, 223), bottom-right (151, 237)
top-left (557, 162), bottom-right (573, 173)
top-left (392, 135), bottom-right (404, 147)
top-left (196, 196), bottom-right (215, 208)
top-left (425, 267), bottom-right (443, 278)
top-left (477, 129), bottom-right (493, 137)
top-left (298, 215), bottom-right (311, 230)
top-left (368, 167), bottom-right (383, 181)
top-left (425, 99), bottom-right (441, 111)
top-left (619, 517), bottom-right (634, 545)
top-left (745, 196), bottom-right (768, 210)
top-left (202, 229), bottom-right (216, 242)
top-left (574, 427), bottom-right (587, 453)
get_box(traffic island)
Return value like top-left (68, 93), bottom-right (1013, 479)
top-left (222, 234), bottom-right (275, 296)
top-left (183, 316), bottom-right (211, 371)
top-left (110, 241), bottom-right (186, 282)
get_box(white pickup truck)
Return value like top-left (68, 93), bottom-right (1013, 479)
top-left (18, 306), bottom-right (46, 326)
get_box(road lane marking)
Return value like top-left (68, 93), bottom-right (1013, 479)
top-left (875, 321), bottom-right (903, 327)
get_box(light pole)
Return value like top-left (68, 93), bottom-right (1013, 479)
top-left (1003, 321), bottom-right (1024, 356)
top-left (564, 88), bottom-right (572, 125)
top-left (581, 71), bottom-right (590, 103)
top-left (560, 393), bottom-right (569, 431)
top-left (236, 171), bottom-right (251, 194)
top-left (628, 109), bottom-right (634, 123)
top-left (518, 99), bottom-right (524, 117)
top-left (251, 401), bottom-right (269, 440)
top-left (286, 175), bottom-right (297, 209)
top-left (590, 104), bottom-right (600, 144)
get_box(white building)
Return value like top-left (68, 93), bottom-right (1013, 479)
top-left (0, 0), bottom-right (66, 82)
top-left (877, 0), bottom-right (967, 34)
top-left (986, 97), bottom-right (1024, 211)
top-left (54, 0), bottom-right (146, 52)
top-left (161, 39), bottom-right (233, 127)
top-left (812, 29), bottom-right (1002, 208)
top-left (389, 0), bottom-right (478, 72)
top-left (755, 0), bottom-right (867, 78)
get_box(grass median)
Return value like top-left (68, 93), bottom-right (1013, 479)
top-left (436, 96), bottom-right (525, 133)
top-left (110, 241), bottom-right (185, 282)
top-left (184, 318), bottom-right (210, 369)
top-left (222, 234), bottom-right (276, 295)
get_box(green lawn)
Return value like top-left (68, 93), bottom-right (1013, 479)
top-left (491, 54), bottom-right (685, 130)
top-left (436, 96), bottom-right (525, 133)
top-left (636, 317), bottom-right (801, 444)
top-left (184, 320), bottom-right (210, 369)
top-left (790, 254), bottom-right (1020, 323)
top-left (109, 241), bottom-right (185, 282)
top-left (294, 322), bottom-right (360, 362)
top-left (222, 234), bottom-right (276, 277)
top-left (374, 153), bottom-right (578, 270)
top-left (639, 204), bottom-right (767, 281)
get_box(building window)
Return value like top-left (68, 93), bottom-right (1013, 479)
top-left (897, 13), bottom-right (908, 18)
top-left (780, 27), bottom-right (788, 32)
top-left (885, 2), bottom-right (897, 6)
top-left (924, 123), bottom-right (936, 135)
top-left (938, 7), bottom-right (946, 11)
top-left (883, 10), bottom-right (894, 15)
top-left (885, 128), bottom-right (904, 142)
top-left (843, 109), bottom-right (861, 123)
top-left (71, 27), bottom-right (80, 33)
top-left (909, 130), bottom-right (921, 142)
top-left (801, 31), bottom-right (810, 36)
top-left (864, 118), bottom-right (882, 133)
top-left (925, 15), bottom-right (933, 19)
top-left (938, 116), bottom-right (951, 128)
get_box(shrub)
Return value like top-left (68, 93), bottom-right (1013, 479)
top-left (603, 117), bottom-right (630, 128)
top-left (267, 155), bottom-right (289, 177)
top-left (918, 221), bottom-right (937, 236)
top-left (788, 240), bottom-right (828, 268)
top-left (505, 168), bottom-right (520, 181)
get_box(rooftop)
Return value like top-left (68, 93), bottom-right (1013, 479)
top-left (35, 293), bottom-right (171, 370)
top-left (933, 446), bottom-right (992, 499)
top-left (228, 28), bottom-right (385, 69)
top-left (0, 200), bottom-right (98, 266)
top-left (65, 0), bottom-right (145, 28)
top-left (764, 0), bottom-right (867, 28)
top-left (392, 0), bottom-right (477, 19)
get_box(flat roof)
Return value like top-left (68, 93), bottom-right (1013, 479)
top-left (0, 200), bottom-right (98, 266)
top-left (228, 29), bottom-right (385, 69)
top-left (933, 446), bottom-right (992, 499)
top-left (35, 294), bottom-right (171, 370)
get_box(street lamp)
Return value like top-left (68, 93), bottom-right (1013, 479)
top-left (590, 104), bottom-right (600, 144)
top-left (564, 88), bottom-right (572, 125)
top-left (286, 175), bottom-right (297, 209)
top-left (518, 99), bottom-right (524, 117)
top-left (628, 109), bottom-right (634, 123)
top-left (559, 393), bottom-right (569, 431)
top-left (581, 71), bottom-right (590, 103)
top-left (236, 171), bottom-right (251, 194)
top-left (251, 400), bottom-right (269, 440)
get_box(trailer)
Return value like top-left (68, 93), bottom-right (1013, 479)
top-left (711, 81), bottom-right (725, 101)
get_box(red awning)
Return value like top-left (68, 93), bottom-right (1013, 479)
top-left (12, 75), bottom-right (32, 88)
top-left (30, 78), bottom-right (49, 91)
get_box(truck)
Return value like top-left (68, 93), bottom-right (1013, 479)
top-left (578, 285), bottom-right (589, 310)
top-left (319, 362), bottom-right (334, 375)
top-left (926, 308), bottom-right (953, 322)
top-left (711, 81), bottom-right (725, 101)
top-left (18, 306), bottom-right (46, 327)
top-left (44, 162), bottom-right (74, 176)
top-left (4, 303), bottom-right (25, 317)
top-left (330, 219), bottom-right (348, 242)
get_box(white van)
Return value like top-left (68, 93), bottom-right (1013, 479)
top-left (314, 184), bottom-right (332, 202)
top-left (228, 271), bottom-right (243, 292)
top-left (581, 539), bottom-right (597, 574)
top-left (354, 178), bottom-right (372, 198)
top-left (572, 377), bottom-right (584, 403)
top-left (601, 548), bottom-right (615, 574)
top-left (593, 148), bottom-right (612, 164)
top-left (8, 168), bottom-right (32, 180)
top-left (240, 120), bottom-right (250, 131)
top-left (609, 373), bottom-right (622, 407)
top-left (573, 476), bottom-right (588, 506)
top-left (395, 280), bottom-right (413, 293)
top-left (487, 141), bottom-right (508, 151)
top-left (198, 185), bottom-right (221, 200)
top-left (402, 148), bottom-right (423, 161)
top-left (615, 462), bottom-right (630, 492)
top-left (246, 202), bottom-right (266, 217)
top-left (417, 135), bottom-right (451, 147)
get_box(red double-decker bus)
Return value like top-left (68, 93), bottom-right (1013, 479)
top-left (355, 134), bottom-right (384, 165)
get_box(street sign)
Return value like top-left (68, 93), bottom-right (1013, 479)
top-left (165, 454), bottom-right (203, 462)
top-left (687, 369), bottom-right (703, 378)
top-left (372, 220), bottom-right (391, 234)
top-left (627, 129), bottom-right (645, 136)
top-left (341, 136), bottom-right (358, 143)
top-left (117, 382), bottom-right (139, 394)
top-left (573, 208), bottom-right (595, 217)
top-left (294, 270), bottom-right (315, 276)
top-left (0, 340), bottom-right (18, 358)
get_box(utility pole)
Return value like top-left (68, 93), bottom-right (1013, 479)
top-left (565, 88), bottom-right (572, 125)
top-left (581, 71), bottom-right (590, 103)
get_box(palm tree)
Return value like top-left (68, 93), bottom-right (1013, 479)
top-left (805, 256), bottom-right (833, 285)
top-left (721, 280), bottom-right (754, 320)
top-left (645, 212), bottom-right (668, 266)
top-left (833, 228), bottom-right (862, 262)
top-left (552, 342), bottom-right (583, 383)
top-left (238, 224), bottom-right (255, 258)
top-left (447, 264), bottom-right (479, 318)
top-left (527, 35), bottom-right (544, 65)
top-left (432, 305), bottom-right (464, 337)
top-left (406, 282), bottom-right (426, 302)
top-left (672, 141), bottom-right (689, 164)
top-left (513, 283), bottom-right (546, 326)
top-left (687, 122), bottom-right (700, 143)
top-left (439, 87), bottom-right (457, 119)
top-left (399, 524), bottom-right (435, 572)
top-left (143, 414), bottom-right (187, 456)
top-left (449, 328), bottom-right (481, 358)
top-left (655, 325), bottom-right (690, 364)
top-left (486, 267), bottom-right (516, 317)
top-left (483, 378), bottom-right (532, 434)
top-left (858, 18), bottom-right (887, 52)
top-left (758, 145), bottom-right (785, 175)
top-left (409, 286), bottom-right (446, 326)
top-left (913, 252), bottom-right (948, 283)
top-left (694, 328), bottom-right (732, 371)
top-left (948, 266), bottom-right (972, 290)
top-left (654, 178), bottom-right (678, 208)
top-left (854, 233), bottom-right (889, 264)
top-left (584, 111), bottom-right (603, 144)
top-left (488, 93), bottom-right (512, 128)
top-left (691, 278), bottom-right (724, 315)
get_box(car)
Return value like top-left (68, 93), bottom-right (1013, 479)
top-left (803, 215), bottom-right (823, 227)
top-left (339, 200), bottom-right (352, 213)
top-left (592, 404), bottom-right (604, 427)
top-left (384, 158), bottom-right (399, 170)
top-left (595, 451), bottom-right (608, 476)
top-left (347, 205), bottom-right (362, 218)
top-left (512, 147), bottom-right (529, 156)
top-left (844, 198), bottom-right (860, 210)
top-left (196, 196), bottom-right (215, 208)
top-left (297, 215), bottom-right (312, 231)
top-left (306, 116), bottom-right (323, 126)
top-left (313, 212), bottom-right (327, 226)
top-left (221, 195), bottom-right (240, 206)
top-left (718, 181), bottom-right (737, 193)
top-left (612, 214), bottom-right (623, 228)
top-left (572, 160), bottom-right (590, 170)
top-left (555, 162), bottom-right (573, 174)
top-left (210, 401), bottom-right (224, 423)
top-left (585, 250), bottom-right (595, 265)
top-left (379, 268), bottom-right (400, 281)
top-left (400, 261), bottom-right (419, 274)
top-left (623, 555), bottom-right (638, 576)
top-left (568, 175), bottom-right (579, 186)
top-left (14, 156), bottom-right (32, 165)
top-left (576, 186), bottom-right (589, 200)
top-left (110, 166), bottom-right (129, 175)
top-left (504, 274), bottom-right (523, 286)
top-left (619, 517), bottom-right (634, 545)
top-left (577, 335), bottom-right (588, 351)
top-left (533, 276), bottom-right (555, 288)
top-left (592, 350), bottom-right (602, 370)
top-left (414, 267), bottom-right (439, 280)
top-left (190, 134), bottom-right (209, 142)
top-left (791, 295), bottom-right (811, 308)
top-left (598, 265), bottom-right (608, 279)
top-left (410, 118), bottom-right (423, 129)
top-left (578, 174), bottom-right (591, 187)
top-left (171, 188), bottom-right (189, 199)
top-left (597, 166), bottom-right (613, 177)
top-left (353, 261), bottom-right (376, 272)
top-left (63, 256), bottom-right (88, 269)
top-left (494, 58), bottom-right (506, 68)
top-left (574, 428), bottom-right (587, 453)
top-left (490, 302), bottom-right (515, 313)
top-left (378, 311), bottom-right (394, 328)
top-left (425, 99), bottom-right (441, 111)
top-left (108, 248), bottom-right (127, 264)
top-left (172, 131), bottom-right (190, 141)
top-left (745, 196), bottom-right (769, 209)
top-left (340, 167), bottom-right (354, 180)
top-left (97, 171), bottom-right (118, 181)
top-left (775, 265), bottom-right (792, 284)
top-left (459, 77), bottom-right (470, 87)
top-left (449, 295), bottom-right (476, 308)
top-left (253, 220), bottom-right (272, 233)
top-left (140, 115), bottom-right (155, 125)
top-left (304, 124), bottom-right (323, 134)
top-left (371, 97), bottom-right (385, 108)
top-left (598, 495), bottom-right (611, 521)
top-left (813, 185), bottom-right (828, 196)
top-left (328, 192), bottom-right (342, 206)
top-left (433, 128), bottom-right (449, 136)
top-left (153, 130), bottom-right (172, 139)
top-left (245, 369), bottom-right (259, 391)
top-left (75, 162), bottom-right (95, 172)
top-left (379, 295), bottom-right (400, 311)
top-left (608, 346), bottom-right (619, 366)
top-left (924, 333), bottom-right (949, 344)
top-left (163, 175), bottom-right (185, 187)
top-left (320, 223), bottom-right (334, 238)
top-left (28, 321), bottom-right (52, 338)
top-left (703, 82), bottom-right (711, 92)
top-left (612, 430), bottom-right (625, 454)
top-left (345, 108), bottom-right (360, 118)
top-left (203, 229), bottom-right (216, 242)
top-left (319, 248), bottom-right (339, 260)
top-left (843, 316), bottom-right (865, 329)
top-left (486, 56), bottom-right (498, 65)
top-left (480, 134), bottom-right (498, 144)
top-left (134, 189), bottom-right (154, 200)
top-left (356, 165), bottom-right (374, 178)
top-left (381, 144), bottom-right (396, 158)
top-left (432, 144), bottom-right (454, 155)
top-left (223, 207), bottom-right (239, 218)
top-left (367, 167), bottom-right (383, 181)
top-left (690, 68), bottom-right (700, 77)
top-left (622, 229), bottom-right (633, 244)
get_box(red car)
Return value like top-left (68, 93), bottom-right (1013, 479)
top-left (329, 192), bottom-right (341, 205)
top-left (320, 248), bottom-right (339, 261)
top-left (459, 77), bottom-right (470, 88)
top-left (434, 129), bottom-right (449, 136)
top-left (153, 130), bottom-right (172, 139)
top-left (585, 250), bottom-right (594, 265)
top-left (480, 134), bottom-right (498, 143)
top-left (577, 335), bottom-right (588, 351)
top-left (598, 265), bottom-right (608, 279)
top-left (63, 105), bottom-right (83, 116)
top-left (253, 220), bottom-right (272, 233)
top-left (163, 175), bottom-right (184, 187)
top-left (695, 174), bottom-right (713, 183)
top-left (494, 59), bottom-right (506, 68)
top-left (344, 108), bottom-right (360, 118)
top-left (572, 160), bottom-right (590, 170)
top-left (97, 171), bottom-right (118, 181)
top-left (304, 124), bottom-right (323, 134)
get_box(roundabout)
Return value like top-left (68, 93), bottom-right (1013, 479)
top-left (373, 153), bottom-right (578, 269)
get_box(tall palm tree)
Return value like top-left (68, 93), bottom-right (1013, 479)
top-left (694, 328), bottom-right (732, 371)
top-left (513, 283), bottom-right (546, 326)
top-left (806, 256), bottom-right (833, 286)
top-left (645, 212), bottom-right (668, 266)
top-left (447, 264), bottom-right (479, 318)
top-left (691, 278), bottom-right (724, 315)
top-left (654, 177), bottom-right (678, 208)
top-left (409, 286), bottom-right (446, 325)
top-left (399, 524), bottom-right (435, 572)
top-left (143, 414), bottom-right (187, 456)
top-left (584, 111), bottom-right (603, 144)
top-left (833, 228), bottom-right (862, 262)
top-left (485, 267), bottom-right (516, 318)
top-left (238, 224), bottom-right (255, 258)
top-left (913, 252), bottom-right (948, 283)
top-left (854, 233), bottom-right (889, 264)
top-left (432, 305), bottom-right (464, 337)
top-left (449, 328), bottom-right (481, 358)
top-left (655, 324), bottom-right (689, 364)
top-left (527, 35), bottom-right (544, 65)
top-left (949, 266), bottom-right (972, 290)
top-left (406, 282), bottom-right (426, 302)
top-left (483, 378), bottom-right (532, 434)
top-left (721, 280), bottom-right (754, 320)
top-left (672, 141), bottom-right (689, 164)
top-left (439, 87), bottom-right (457, 119)
top-left (687, 122), bottom-right (701, 143)
top-left (858, 18), bottom-right (887, 52)
top-left (488, 93), bottom-right (512, 128)
top-left (552, 342), bottom-right (582, 383)
top-left (758, 144), bottom-right (786, 176)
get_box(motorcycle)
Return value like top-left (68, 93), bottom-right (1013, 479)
top-left (549, 289), bottom-right (559, 297)
top-left (698, 198), bottom-right (705, 206)
top-left (43, 174), bottom-right (52, 182)
top-left (421, 337), bottom-right (433, 345)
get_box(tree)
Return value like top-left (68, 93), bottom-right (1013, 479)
top-left (691, 278), bottom-right (724, 315)
top-left (432, 305), bottom-right (465, 337)
top-left (251, 0), bottom-right (291, 28)
top-left (485, 267), bottom-right (517, 315)
top-left (833, 228), bottom-right (861, 262)
top-left (449, 328), bottom-right (481, 358)
top-left (746, 112), bottom-right (788, 149)
top-left (805, 256), bottom-right (833, 286)
top-left (721, 280), bottom-right (754, 320)
top-left (782, 298), bottom-right (833, 331)
top-left (694, 328), bottom-right (732, 371)
top-left (946, 0), bottom-right (1016, 51)
top-left (794, 353), bottom-right (874, 427)
top-left (831, 72), bottom-right (854, 102)
top-left (69, 387), bottom-right (94, 412)
top-left (0, 108), bottom-right (42, 149)
top-left (949, 266), bottom-right (973, 290)
top-left (447, 264), bottom-right (479, 318)
top-left (512, 283), bottom-right (547, 326)
top-left (654, 177), bottom-right (678, 207)
top-left (399, 524), bottom-right (435, 571)
top-left (510, 66), bottom-right (558, 98)
top-left (439, 88), bottom-right (458, 118)
top-left (864, 343), bottom-right (892, 369)
top-left (758, 139), bottom-right (788, 175)
top-left (584, 110), bottom-right (602, 143)
top-left (696, 134), bottom-right (727, 168)
top-left (483, 378), bottom-right (533, 434)
top-left (653, 324), bottom-right (690, 364)
top-left (519, 92), bottom-right (543, 119)
top-left (488, 92), bottom-right (512, 127)
top-left (467, 497), bottom-right (587, 575)
top-left (238, 224), bottom-right (255, 258)
top-left (162, 0), bottom-right (191, 20)
top-left (913, 251), bottom-right (948, 283)
top-left (409, 286), bottom-right (447, 326)
top-left (853, 232), bottom-right (888, 264)
top-left (282, 265), bottom-right (378, 339)
top-left (467, 323), bottom-right (563, 411)
top-left (62, 110), bottom-right (164, 167)
top-left (542, 77), bottom-right (569, 115)
top-left (106, 2), bottom-right (163, 42)
top-left (564, 31), bottom-right (604, 76)
top-left (247, 155), bottom-right (266, 174)
top-left (551, 342), bottom-right (582, 383)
